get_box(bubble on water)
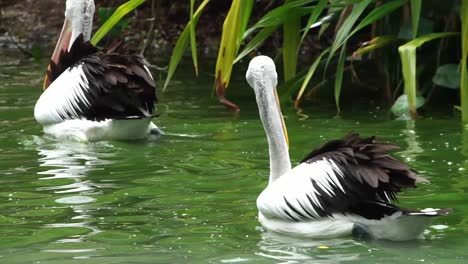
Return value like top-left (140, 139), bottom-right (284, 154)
top-left (55, 196), bottom-right (95, 204)
top-left (431, 225), bottom-right (449, 230)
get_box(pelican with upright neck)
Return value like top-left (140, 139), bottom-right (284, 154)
top-left (245, 55), bottom-right (451, 241)
top-left (47, 0), bottom-right (95, 89)
top-left (34, 0), bottom-right (162, 141)
top-left (246, 56), bottom-right (291, 183)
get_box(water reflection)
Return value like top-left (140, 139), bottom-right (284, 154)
top-left (33, 137), bottom-right (117, 248)
top-left (398, 120), bottom-right (423, 162)
top-left (256, 230), bottom-right (361, 263)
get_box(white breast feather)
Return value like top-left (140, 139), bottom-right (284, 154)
top-left (35, 64), bottom-right (90, 125)
top-left (257, 158), bottom-right (346, 221)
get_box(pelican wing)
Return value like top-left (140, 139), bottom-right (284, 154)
top-left (35, 35), bottom-right (157, 124)
top-left (257, 133), bottom-right (429, 221)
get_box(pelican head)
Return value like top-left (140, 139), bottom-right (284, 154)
top-left (246, 56), bottom-right (291, 182)
top-left (65, 0), bottom-right (95, 44)
top-left (246, 56), bottom-right (278, 93)
top-left (44, 0), bottom-right (95, 89)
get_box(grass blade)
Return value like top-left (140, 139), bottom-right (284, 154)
top-left (327, 0), bottom-right (371, 65)
top-left (461, 0), bottom-right (468, 122)
top-left (189, 0), bottom-right (198, 76)
top-left (244, 0), bottom-right (313, 37)
top-left (234, 25), bottom-right (278, 64)
top-left (215, 0), bottom-right (243, 90)
top-left (410, 0), bottom-right (422, 39)
top-left (328, 0), bottom-right (405, 65)
top-left (350, 0), bottom-right (406, 35)
top-left (214, 0), bottom-right (253, 111)
top-left (335, 43), bottom-right (347, 115)
top-left (163, 0), bottom-right (209, 91)
top-left (351, 36), bottom-right (396, 58)
top-left (295, 48), bottom-right (329, 108)
top-left (91, 0), bottom-right (145, 46)
top-left (238, 0), bottom-right (254, 49)
top-left (300, 0), bottom-right (328, 44)
top-left (283, 0), bottom-right (301, 81)
top-left (398, 32), bottom-right (459, 118)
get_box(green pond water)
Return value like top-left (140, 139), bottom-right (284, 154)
top-left (0, 51), bottom-right (467, 264)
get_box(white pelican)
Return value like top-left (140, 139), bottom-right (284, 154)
top-left (34, 0), bottom-right (162, 141)
top-left (246, 56), bottom-right (451, 241)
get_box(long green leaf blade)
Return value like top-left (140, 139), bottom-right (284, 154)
top-left (351, 36), bottom-right (396, 58)
top-left (328, 0), bottom-right (405, 65)
top-left (283, 0), bottom-right (301, 81)
top-left (189, 0), bottom-right (199, 76)
top-left (327, 0), bottom-right (371, 65)
top-left (300, 0), bottom-right (328, 44)
top-left (410, 0), bottom-right (422, 39)
top-left (238, 0), bottom-right (254, 47)
top-left (234, 26), bottom-right (278, 64)
top-left (295, 48), bottom-right (329, 107)
top-left (398, 32), bottom-right (459, 118)
top-left (215, 0), bottom-right (243, 90)
top-left (350, 0), bottom-right (406, 35)
top-left (163, 0), bottom-right (209, 91)
top-left (244, 0), bottom-right (313, 37)
top-left (461, 0), bottom-right (468, 122)
top-left (335, 43), bottom-right (347, 115)
top-left (91, 0), bottom-right (145, 46)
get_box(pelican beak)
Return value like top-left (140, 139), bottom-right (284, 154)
top-left (43, 19), bottom-right (73, 90)
top-left (274, 88), bottom-right (289, 148)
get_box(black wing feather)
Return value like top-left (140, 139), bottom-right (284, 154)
top-left (298, 132), bottom-right (430, 219)
top-left (46, 35), bottom-right (157, 121)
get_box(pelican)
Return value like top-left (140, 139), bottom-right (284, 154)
top-left (34, 0), bottom-right (162, 141)
top-left (245, 56), bottom-right (451, 241)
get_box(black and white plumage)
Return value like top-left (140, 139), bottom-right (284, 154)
top-left (34, 0), bottom-right (162, 141)
top-left (246, 56), bottom-right (451, 241)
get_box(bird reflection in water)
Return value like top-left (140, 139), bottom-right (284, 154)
top-left (256, 230), bottom-right (361, 263)
top-left (33, 136), bottom-right (117, 248)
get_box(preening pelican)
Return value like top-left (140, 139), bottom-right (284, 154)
top-left (34, 0), bottom-right (162, 141)
top-left (246, 56), bottom-right (451, 241)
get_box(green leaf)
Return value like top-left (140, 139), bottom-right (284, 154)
top-left (164, 0), bottom-right (210, 91)
top-left (397, 17), bottom-right (434, 40)
top-left (334, 43), bottom-right (347, 115)
top-left (433, 64), bottom-right (461, 89)
top-left (98, 7), bottom-right (130, 37)
top-left (461, 0), bottom-right (468, 122)
top-left (234, 25), bottom-right (278, 64)
top-left (391, 94), bottom-right (425, 118)
top-left (300, 0), bottom-right (328, 44)
top-left (351, 36), bottom-right (396, 58)
top-left (283, 0), bottom-right (302, 81)
top-left (398, 32), bottom-right (459, 118)
top-left (327, 0), bottom-right (372, 65)
top-left (295, 48), bottom-right (329, 107)
top-left (244, 0), bottom-right (313, 37)
top-left (238, 0), bottom-right (254, 47)
top-left (189, 0), bottom-right (198, 76)
top-left (215, 0), bottom-right (253, 90)
top-left (410, 0), bottom-right (422, 39)
top-left (350, 0), bottom-right (406, 37)
top-left (328, 0), bottom-right (405, 65)
top-left (91, 0), bottom-right (145, 46)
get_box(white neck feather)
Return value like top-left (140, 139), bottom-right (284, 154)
top-left (247, 56), bottom-right (291, 184)
top-left (66, 0), bottom-right (95, 49)
top-left (256, 88), bottom-right (291, 184)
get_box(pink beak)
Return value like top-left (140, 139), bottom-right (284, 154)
top-left (43, 19), bottom-right (73, 90)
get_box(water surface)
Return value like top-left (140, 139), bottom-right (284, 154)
top-left (0, 51), bottom-right (467, 263)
